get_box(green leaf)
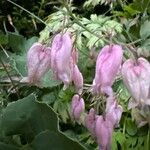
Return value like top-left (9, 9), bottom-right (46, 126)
top-left (0, 94), bottom-right (58, 137)
top-left (12, 53), bottom-right (27, 76)
top-left (131, 0), bottom-right (150, 12)
top-left (114, 131), bottom-right (126, 146)
top-left (9, 35), bottom-right (38, 76)
top-left (41, 92), bottom-right (56, 105)
top-left (24, 37), bottom-right (38, 52)
top-left (0, 31), bottom-right (8, 45)
top-left (126, 119), bottom-right (137, 136)
top-left (0, 142), bottom-right (19, 150)
top-left (0, 94), bottom-right (86, 149)
top-left (53, 100), bottom-right (70, 123)
top-left (41, 70), bottom-right (61, 88)
top-left (140, 21), bottom-right (150, 40)
top-left (8, 32), bottom-right (26, 53)
top-left (8, 32), bottom-right (38, 54)
top-left (32, 130), bottom-right (86, 150)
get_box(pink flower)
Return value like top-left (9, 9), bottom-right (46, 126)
top-left (72, 65), bottom-right (83, 94)
top-left (51, 33), bottom-right (83, 93)
top-left (92, 44), bottom-right (123, 96)
top-left (71, 94), bottom-right (85, 120)
top-left (84, 108), bottom-right (98, 138)
top-left (122, 57), bottom-right (150, 109)
top-left (85, 112), bottom-right (113, 150)
top-left (26, 42), bottom-right (51, 84)
top-left (84, 103), bottom-right (122, 149)
top-left (95, 116), bottom-right (113, 150)
top-left (70, 49), bottom-right (83, 94)
top-left (51, 32), bottom-right (72, 89)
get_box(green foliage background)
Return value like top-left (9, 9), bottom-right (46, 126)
top-left (0, 0), bottom-right (150, 150)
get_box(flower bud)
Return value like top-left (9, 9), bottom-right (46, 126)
top-left (71, 94), bottom-right (85, 121)
top-left (72, 65), bottom-right (83, 94)
top-left (106, 96), bottom-right (123, 127)
top-left (92, 44), bottom-right (123, 96)
top-left (122, 57), bottom-right (150, 109)
top-left (84, 108), bottom-right (97, 138)
top-left (95, 116), bottom-right (113, 150)
top-left (70, 49), bottom-right (83, 94)
top-left (27, 42), bottom-right (51, 84)
top-left (51, 32), bottom-right (72, 89)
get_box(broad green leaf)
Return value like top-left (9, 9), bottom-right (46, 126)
top-left (0, 94), bottom-right (58, 137)
top-left (10, 35), bottom-right (38, 76)
top-left (142, 38), bottom-right (150, 49)
top-left (12, 53), bottom-right (27, 76)
top-left (0, 94), bottom-right (85, 149)
top-left (24, 37), bottom-right (38, 52)
top-left (8, 32), bottom-right (38, 54)
top-left (0, 142), bottom-right (19, 150)
top-left (32, 130), bottom-right (86, 150)
top-left (8, 32), bottom-right (26, 53)
top-left (138, 38), bottom-right (150, 57)
top-left (140, 21), bottom-right (150, 40)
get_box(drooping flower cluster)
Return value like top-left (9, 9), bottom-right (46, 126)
top-left (23, 42), bottom-right (51, 85)
top-left (71, 95), bottom-right (122, 149)
top-left (71, 94), bottom-right (85, 121)
top-left (85, 97), bottom-right (123, 150)
top-left (121, 57), bottom-right (150, 128)
top-left (50, 32), bottom-right (83, 93)
top-left (122, 57), bottom-right (150, 109)
top-left (24, 32), bottom-right (83, 94)
top-left (68, 43), bottom-right (124, 149)
top-left (92, 44), bottom-right (123, 96)
top-left (50, 33), bottom-right (72, 89)
top-left (24, 29), bottom-right (150, 149)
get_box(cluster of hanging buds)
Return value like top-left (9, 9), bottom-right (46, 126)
top-left (70, 44), bottom-right (123, 149)
top-left (24, 30), bottom-right (150, 148)
top-left (24, 32), bottom-right (83, 94)
top-left (85, 97), bottom-right (123, 150)
top-left (71, 94), bottom-right (85, 121)
top-left (51, 32), bottom-right (83, 94)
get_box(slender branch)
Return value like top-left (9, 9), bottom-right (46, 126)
top-left (7, 0), bottom-right (141, 59)
top-left (0, 57), bottom-right (20, 98)
top-left (0, 45), bottom-right (9, 58)
top-left (60, 3), bottom-right (102, 39)
top-left (6, 0), bottom-right (48, 27)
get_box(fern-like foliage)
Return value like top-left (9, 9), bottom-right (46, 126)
top-left (84, 0), bottom-right (115, 7)
top-left (39, 8), bottom-right (122, 49)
